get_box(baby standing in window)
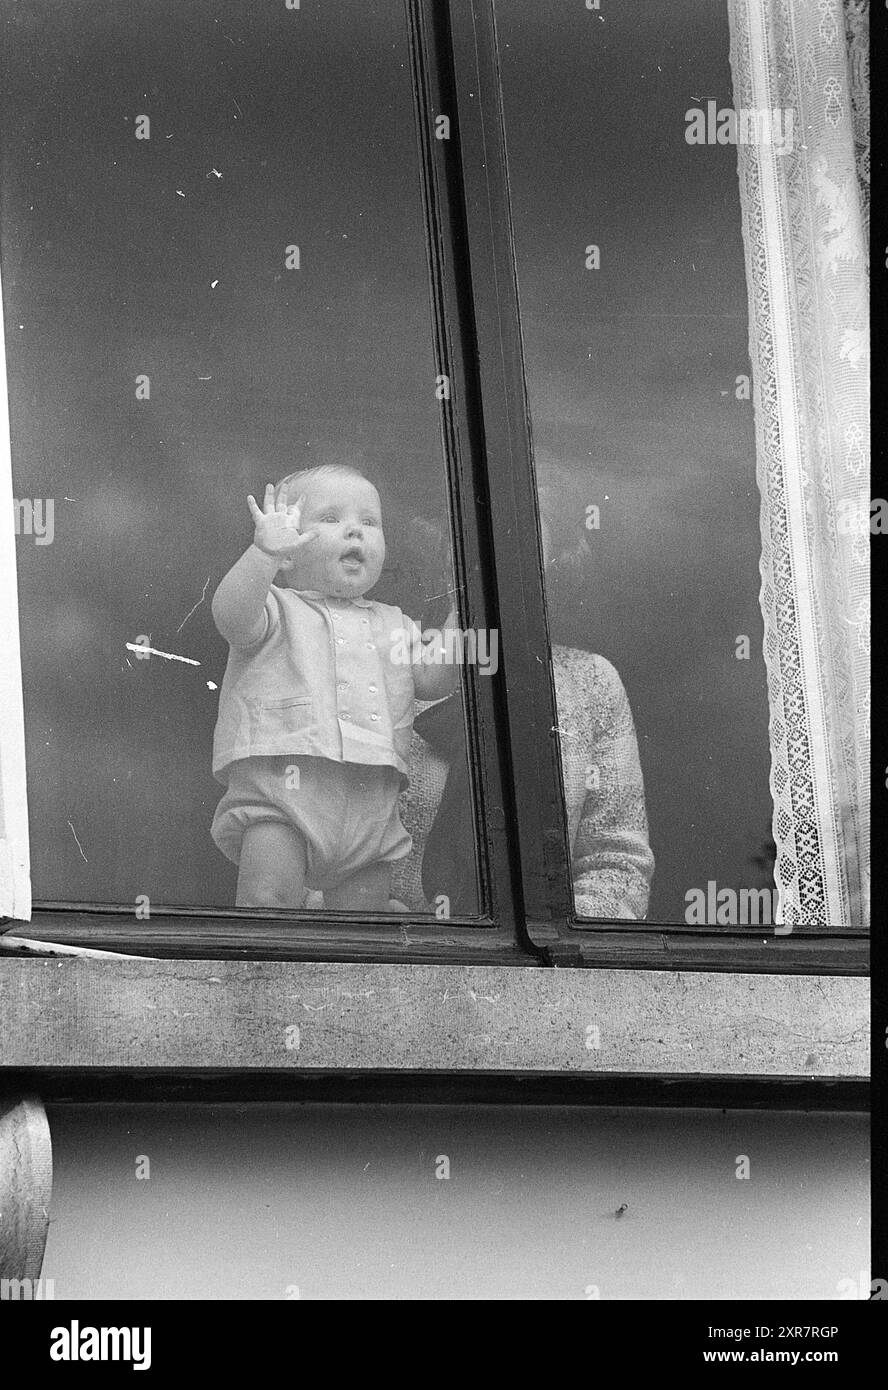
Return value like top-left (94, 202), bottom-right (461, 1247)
top-left (210, 465), bottom-right (456, 910)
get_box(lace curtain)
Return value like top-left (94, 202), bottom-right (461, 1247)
top-left (727, 0), bottom-right (869, 928)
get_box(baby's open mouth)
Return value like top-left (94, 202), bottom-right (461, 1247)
top-left (340, 546), bottom-right (364, 564)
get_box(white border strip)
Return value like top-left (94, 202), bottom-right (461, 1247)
top-left (0, 257), bottom-right (32, 920)
top-left (745, 0), bottom-right (845, 925)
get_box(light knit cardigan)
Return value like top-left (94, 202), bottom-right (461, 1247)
top-left (390, 645), bottom-right (654, 920)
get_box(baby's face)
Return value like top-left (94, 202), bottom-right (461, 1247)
top-left (284, 474), bottom-right (385, 599)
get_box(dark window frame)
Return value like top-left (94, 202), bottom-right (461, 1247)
top-left (1, 0), bottom-right (867, 980)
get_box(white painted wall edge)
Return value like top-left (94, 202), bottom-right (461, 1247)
top-left (0, 259), bottom-right (32, 920)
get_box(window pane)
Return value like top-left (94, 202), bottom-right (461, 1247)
top-left (2, 0), bottom-right (480, 914)
top-left (496, 0), bottom-right (776, 925)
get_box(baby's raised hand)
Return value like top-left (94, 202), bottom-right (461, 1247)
top-left (247, 484), bottom-right (318, 568)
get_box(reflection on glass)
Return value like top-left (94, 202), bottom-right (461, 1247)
top-left (496, 0), bottom-right (775, 923)
top-left (2, 0), bottom-right (479, 912)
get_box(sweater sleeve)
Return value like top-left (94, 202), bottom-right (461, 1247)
top-left (564, 652), bottom-right (655, 922)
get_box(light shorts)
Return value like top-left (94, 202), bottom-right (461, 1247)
top-left (211, 754), bottom-right (412, 891)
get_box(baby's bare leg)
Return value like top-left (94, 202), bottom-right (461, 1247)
top-left (237, 822), bottom-right (308, 908)
top-left (325, 861), bottom-right (393, 912)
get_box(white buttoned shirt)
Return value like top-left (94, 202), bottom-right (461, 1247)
top-left (212, 586), bottom-right (420, 785)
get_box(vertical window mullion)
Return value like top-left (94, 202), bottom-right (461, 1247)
top-left (405, 0), bottom-right (537, 945)
top-left (434, 0), bottom-right (575, 936)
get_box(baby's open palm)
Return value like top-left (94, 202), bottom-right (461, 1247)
top-left (248, 483), bottom-right (319, 566)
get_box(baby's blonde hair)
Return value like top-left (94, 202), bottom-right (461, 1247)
top-left (275, 463), bottom-right (372, 508)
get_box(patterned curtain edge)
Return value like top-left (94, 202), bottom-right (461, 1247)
top-left (727, 0), bottom-right (869, 930)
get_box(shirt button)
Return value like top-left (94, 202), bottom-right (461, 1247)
top-left (368, 685), bottom-right (377, 694)
top-left (341, 711), bottom-right (350, 720)
top-left (366, 642), bottom-right (375, 650)
top-left (338, 680), bottom-right (348, 689)
top-left (337, 638), bottom-right (345, 646)
top-left (370, 713), bottom-right (379, 722)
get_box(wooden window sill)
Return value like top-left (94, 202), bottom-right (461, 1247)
top-left (0, 957), bottom-right (867, 1103)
